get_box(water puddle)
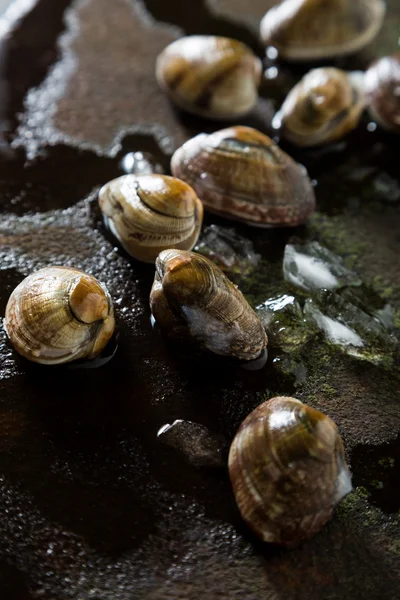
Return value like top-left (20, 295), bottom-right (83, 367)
top-left (142, 0), bottom-right (260, 52)
top-left (1, 0), bottom-right (72, 136)
top-left (0, 134), bottom-right (170, 214)
top-left (351, 435), bottom-right (400, 513)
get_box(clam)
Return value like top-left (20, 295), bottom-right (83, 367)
top-left (273, 68), bottom-right (366, 147)
top-left (365, 55), bottom-right (400, 133)
top-left (150, 249), bottom-right (268, 361)
top-left (229, 396), bottom-right (352, 546)
top-left (156, 35), bottom-right (262, 119)
top-left (260, 0), bottom-right (386, 61)
top-left (4, 267), bottom-right (115, 365)
top-left (171, 126), bottom-right (316, 227)
top-left (99, 174), bottom-right (203, 263)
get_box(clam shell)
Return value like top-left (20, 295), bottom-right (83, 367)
top-left (156, 35), bottom-right (262, 119)
top-left (365, 55), bottom-right (400, 134)
top-left (150, 249), bottom-right (268, 361)
top-left (229, 397), bottom-right (352, 546)
top-left (274, 68), bottom-right (366, 147)
top-left (171, 126), bottom-right (316, 227)
top-left (4, 267), bottom-right (115, 365)
top-left (260, 0), bottom-right (386, 61)
top-left (99, 174), bottom-right (203, 263)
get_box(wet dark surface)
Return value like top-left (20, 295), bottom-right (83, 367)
top-left (351, 435), bottom-right (400, 514)
top-left (0, 0), bottom-right (399, 599)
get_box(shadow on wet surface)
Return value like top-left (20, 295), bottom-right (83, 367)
top-left (351, 435), bottom-right (400, 513)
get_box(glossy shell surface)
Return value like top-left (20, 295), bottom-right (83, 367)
top-left (150, 249), bottom-right (268, 361)
top-left (260, 0), bottom-right (386, 61)
top-left (156, 35), bottom-right (262, 119)
top-left (4, 267), bottom-right (115, 365)
top-left (274, 68), bottom-right (366, 147)
top-left (171, 126), bottom-right (316, 227)
top-left (365, 54), bottom-right (400, 133)
top-left (99, 174), bottom-right (204, 263)
top-left (229, 396), bottom-right (352, 546)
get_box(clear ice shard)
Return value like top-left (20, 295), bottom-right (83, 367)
top-left (304, 290), bottom-right (397, 366)
top-left (195, 225), bottom-right (260, 281)
top-left (283, 241), bottom-right (361, 292)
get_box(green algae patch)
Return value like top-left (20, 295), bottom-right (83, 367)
top-left (308, 213), bottom-right (368, 271)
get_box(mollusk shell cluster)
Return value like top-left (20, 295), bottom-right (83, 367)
top-left (99, 174), bottom-right (203, 263)
top-left (229, 396), bottom-right (352, 546)
top-left (4, 267), bottom-right (115, 365)
top-left (260, 0), bottom-right (386, 61)
top-left (274, 67), bottom-right (366, 147)
top-left (156, 36), bottom-right (262, 119)
top-left (171, 126), bottom-right (316, 227)
top-left (150, 249), bottom-right (268, 361)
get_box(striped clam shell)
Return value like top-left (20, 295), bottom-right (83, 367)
top-left (150, 249), bottom-right (268, 361)
top-left (274, 68), bottom-right (366, 147)
top-left (365, 55), bottom-right (400, 134)
top-left (260, 0), bottom-right (386, 61)
top-left (171, 126), bottom-right (316, 227)
top-left (229, 397), bottom-right (352, 546)
top-left (4, 267), bottom-right (115, 365)
top-left (99, 174), bottom-right (203, 263)
top-left (156, 35), bottom-right (262, 119)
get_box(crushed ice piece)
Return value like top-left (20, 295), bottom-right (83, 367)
top-left (339, 285), bottom-right (395, 330)
top-left (304, 290), bottom-right (397, 365)
top-left (372, 173), bottom-right (400, 203)
top-left (272, 355), bottom-right (307, 385)
top-left (283, 241), bottom-right (361, 292)
top-left (194, 225), bottom-right (260, 281)
top-left (256, 294), bottom-right (315, 352)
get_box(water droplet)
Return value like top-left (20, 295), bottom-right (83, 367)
top-left (266, 46), bottom-right (278, 60)
top-left (265, 66), bottom-right (278, 80)
top-left (119, 151), bottom-right (163, 175)
top-left (271, 112), bottom-right (282, 130)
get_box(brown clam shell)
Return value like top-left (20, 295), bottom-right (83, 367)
top-left (274, 68), bottom-right (366, 147)
top-left (150, 249), bottom-right (268, 361)
top-left (365, 54), bottom-right (400, 134)
top-left (260, 0), bottom-right (386, 61)
top-left (99, 174), bottom-right (203, 263)
top-left (4, 267), bottom-right (115, 365)
top-left (171, 126), bottom-right (316, 227)
top-left (156, 36), bottom-right (262, 119)
top-left (229, 396), bottom-right (352, 546)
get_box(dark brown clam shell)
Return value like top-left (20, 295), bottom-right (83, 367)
top-left (274, 68), bottom-right (366, 147)
top-left (156, 36), bottom-right (262, 119)
top-left (171, 126), bottom-right (316, 227)
top-left (98, 174), bottom-right (204, 263)
top-left (150, 249), bottom-right (268, 361)
top-left (4, 267), bottom-right (115, 365)
top-left (260, 0), bottom-right (386, 61)
top-left (228, 396), bottom-right (352, 546)
top-left (365, 54), bottom-right (400, 134)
